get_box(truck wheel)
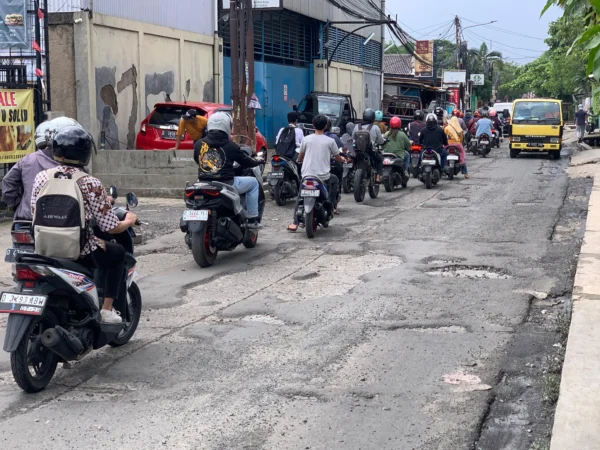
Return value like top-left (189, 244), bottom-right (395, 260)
top-left (510, 149), bottom-right (519, 159)
top-left (551, 150), bottom-right (561, 160)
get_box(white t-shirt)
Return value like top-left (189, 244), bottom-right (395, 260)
top-left (276, 125), bottom-right (304, 147)
top-left (299, 133), bottom-right (340, 180)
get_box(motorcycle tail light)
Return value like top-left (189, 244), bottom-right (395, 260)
top-left (272, 155), bottom-right (280, 162)
top-left (304, 179), bottom-right (317, 188)
top-left (15, 265), bottom-right (52, 281)
top-left (11, 230), bottom-right (34, 244)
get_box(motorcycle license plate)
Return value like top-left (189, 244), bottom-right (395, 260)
top-left (421, 159), bottom-right (436, 165)
top-left (5, 247), bottom-right (33, 263)
top-left (447, 155), bottom-right (459, 161)
top-left (343, 163), bottom-right (353, 168)
top-left (183, 210), bottom-right (209, 221)
top-left (301, 189), bottom-right (320, 197)
top-left (0, 293), bottom-right (47, 315)
top-left (267, 172), bottom-right (284, 179)
top-left (480, 140), bottom-right (489, 145)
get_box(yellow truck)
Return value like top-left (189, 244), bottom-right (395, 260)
top-left (509, 98), bottom-right (565, 160)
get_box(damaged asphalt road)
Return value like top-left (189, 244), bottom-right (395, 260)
top-left (0, 142), bottom-right (588, 450)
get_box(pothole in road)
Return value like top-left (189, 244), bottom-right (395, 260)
top-left (426, 265), bottom-right (511, 280)
top-left (439, 197), bottom-right (469, 204)
top-left (215, 314), bottom-right (286, 326)
top-left (513, 201), bottom-right (543, 206)
top-left (421, 256), bottom-right (467, 265)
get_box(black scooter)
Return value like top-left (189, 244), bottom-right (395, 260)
top-left (382, 152), bottom-right (409, 191)
top-left (267, 154), bottom-right (300, 206)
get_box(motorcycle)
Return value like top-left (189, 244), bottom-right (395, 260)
top-left (353, 145), bottom-right (381, 202)
top-left (418, 149), bottom-right (442, 189)
top-left (5, 220), bottom-right (35, 263)
top-left (445, 146), bottom-right (461, 181)
top-left (477, 134), bottom-right (492, 157)
top-left (341, 148), bottom-right (356, 193)
top-left (296, 176), bottom-right (333, 239)
top-left (382, 152), bottom-right (409, 192)
top-left (267, 154), bottom-right (300, 206)
top-left (410, 144), bottom-right (422, 179)
top-left (180, 143), bottom-right (265, 268)
top-left (1, 187), bottom-right (142, 393)
top-left (491, 130), bottom-right (501, 148)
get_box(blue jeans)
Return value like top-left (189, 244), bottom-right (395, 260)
top-left (233, 177), bottom-right (259, 218)
top-left (403, 153), bottom-right (410, 172)
top-left (420, 149), bottom-right (447, 169)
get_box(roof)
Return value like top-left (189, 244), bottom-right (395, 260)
top-left (383, 54), bottom-right (414, 76)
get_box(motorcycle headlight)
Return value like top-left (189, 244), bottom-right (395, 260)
top-left (550, 138), bottom-right (560, 144)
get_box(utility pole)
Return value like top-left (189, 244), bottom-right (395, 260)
top-left (246, 0), bottom-right (256, 151)
top-left (229, 0), bottom-right (241, 136)
top-left (381, 0), bottom-right (386, 107)
top-left (455, 15), bottom-right (461, 70)
top-left (239, 2), bottom-right (247, 141)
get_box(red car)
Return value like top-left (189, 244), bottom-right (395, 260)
top-left (136, 101), bottom-right (267, 160)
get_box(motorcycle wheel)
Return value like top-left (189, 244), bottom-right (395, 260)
top-left (273, 183), bottom-right (286, 206)
top-left (11, 310), bottom-right (60, 393)
top-left (109, 282), bottom-right (142, 347)
top-left (243, 228), bottom-right (259, 248)
top-left (401, 176), bottom-right (408, 188)
top-left (191, 225), bottom-right (218, 268)
top-left (368, 181), bottom-right (380, 198)
top-left (425, 171), bottom-right (432, 189)
top-left (306, 210), bottom-right (317, 239)
top-left (447, 169), bottom-right (454, 181)
top-left (353, 169), bottom-right (366, 203)
top-left (383, 177), bottom-right (393, 192)
top-left (342, 173), bottom-right (354, 193)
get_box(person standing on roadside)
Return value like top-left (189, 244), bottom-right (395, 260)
top-left (575, 104), bottom-right (588, 143)
top-left (172, 109), bottom-right (208, 150)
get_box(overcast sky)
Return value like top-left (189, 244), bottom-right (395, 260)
top-left (385, 0), bottom-right (562, 64)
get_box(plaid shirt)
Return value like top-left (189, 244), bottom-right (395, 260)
top-left (31, 166), bottom-right (120, 255)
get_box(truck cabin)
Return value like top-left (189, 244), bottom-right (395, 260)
top-left (294, 93), bottom-right (354, 135)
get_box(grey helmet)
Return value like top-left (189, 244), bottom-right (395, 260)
top-left (207, 111), bottom-right (233, 135)
top-left (345, 122), bottom-right (355, 135)
top-left (34, 117), bottom-right (82, 149)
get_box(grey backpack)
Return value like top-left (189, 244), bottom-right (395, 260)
top-left (33, 168), bottom-right (87, 260)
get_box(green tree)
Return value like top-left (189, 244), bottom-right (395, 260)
top-left (466, 43), bottom-right (503, 102)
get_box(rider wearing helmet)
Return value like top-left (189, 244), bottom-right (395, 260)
top-left (2, 117), bottom-right (83, 220)
top-left (408, 110), bottom-right (426, 143)
top-left (419, 114), bottom-right (448, 169)
top-left (489, 108), bottom-right (503, 140)
top-left (352, 108), bottom-right (385, 183)
top-left (195, 111), bottom-right (264, 228)
top-left (30, 126), bottom-right (137, 324)
top-left (375, 110), bottom-right (387, 134)
top-left (384, 116), bottom-right (411, 177)
top-left (468, 110), bottom-right (481, 136)
top-left (325, 117), bottom-right (345, 197)
top-left (475, 109), bottom-right (494, 138)
top-left (434, 107), bottom-right (446, 126)
top-left (464, 109), bottom-right (473, 125)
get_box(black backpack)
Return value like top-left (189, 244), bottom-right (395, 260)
top-left (354, 124), bottom-right (374, 152)
top-left (276, 126), bottom-right (297, 159)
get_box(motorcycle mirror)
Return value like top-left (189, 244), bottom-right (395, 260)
top-left (109, 185), bottom-right (118, 199)
top-left (126, 192), bottom-right (138, 208)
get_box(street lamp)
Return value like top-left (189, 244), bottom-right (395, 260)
top-left (462, 20), bottom-right (497, 31)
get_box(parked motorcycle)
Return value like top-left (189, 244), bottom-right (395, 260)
top-left (353, 145), bottom-right (381, 202)
top-left (296, 176), bottom-right (333, 239)
top-left (180, 144), bottom-right (265, 268)
top-left (1, 187), bottom-right (142, 393)
top-left (382, 152), bottom-right (409, 192)
top-left (410, 144), bottom-right (422, 179)
top-left (418, 149), bottom-right (442, 189)
top-left (267, 154), bottom-right (300, 206)
top-left (445, 146), bottom-right (461, 181)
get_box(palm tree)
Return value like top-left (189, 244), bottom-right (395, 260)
top-left (467, 42), bottom-right (503, 77)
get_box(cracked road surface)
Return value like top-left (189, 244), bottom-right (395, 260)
top-left (0, 142), bottom-right (587, 449)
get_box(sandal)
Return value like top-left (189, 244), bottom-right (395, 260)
top-left (464, 174), bottom-right (471, 179)
top-left (287, 224), bottom-right (298, 232)
top-left (334, 209), bottom-right (340, 215)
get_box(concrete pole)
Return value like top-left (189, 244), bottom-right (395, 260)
top-left (380, 0), bottom-right (385, 107)
top-left (239, 3), bottom-right (247, 141)
top-left (246, 0), bottom-right (256, 151)
top-left (230, 0), bottom-right (241, 136)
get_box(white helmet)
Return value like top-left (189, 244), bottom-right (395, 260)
top-left (207, 111), bottom-right (233, 136)
top-left (35, 117), bottom-right (82, 149)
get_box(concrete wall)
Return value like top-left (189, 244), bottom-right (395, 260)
top-left (48, 14), bottom-right (77, 120)
top-left (49, 11), bottom-right (223, 150)
top-left (93, 150), bottom-right (197, 197)
top-left (364, 70), bottom-right (382, 111)
top-left (313, 60), bottom-right (366, 115)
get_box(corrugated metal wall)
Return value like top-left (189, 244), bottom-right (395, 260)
top-left (47, 0), bottom-right (215, 35)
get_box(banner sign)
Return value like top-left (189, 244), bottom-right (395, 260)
top-left (415, 40), bottom-right (434, 78)
top-left (0, 0), bottom-right (27, 48)
top-left (221, 0), bottom-right (280, 8)
top-left (0, 88), bottom-right (34, 163)
top-left (470, 74), bottom-right (485, 86)
top-left (443, 70), bottom-right (466, 85)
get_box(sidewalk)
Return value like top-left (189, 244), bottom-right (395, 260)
top-left (551, 146), bottom-right (600, 449)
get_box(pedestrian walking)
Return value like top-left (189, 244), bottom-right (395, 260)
top-left (575, 104), bottom-right (588, 143)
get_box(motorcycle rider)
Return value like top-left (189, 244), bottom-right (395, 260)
top-left (464, 109), bottom-right (473, 125)
top-left (30, 126), bottom-right (137, 324)
top-left (325, 118), bottom-right (345, 192)
top-left (408, 110), bottom-right (426, 143)
top-left (419, 113), bottom-right (448, 170)
top-left (287, 114), bottom-right (348, 232)
top-left (2, 117), bottom-right (82, 221)
top-left (172, 109), bottom-right (208, 151)
top-left (445, 116), bottom-right (470, 179)
top-left (434, 106), bottom-right (446, 127)
top-left (489, 108), bottom-right (503, 142)
top-left (384, 117), bottom-right (411, 177)
top-left (340, 122), bottom-right (355, 154)
top-left (453, 109), bottom-right (467, 132)
top-left (194, 112), bottom-right (264, 228)
top-left (352, 108), bottom-right (385, 184)
top-left (475, 110), bottom-right (494, 140)
top-left (468, 110), bottom-right (481, 136)
top-left (375, 110), bottom-right (387, 134)
top-left (275, 111), bottom-right (304, 161)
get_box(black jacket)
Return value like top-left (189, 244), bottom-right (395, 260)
top-left (419, 123), bottom-right (448, 151)
top-left (194, 131), bottom-right (260, 184)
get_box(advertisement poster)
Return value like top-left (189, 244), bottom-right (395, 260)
top-left (415, 40), bottom-right (434, 78)
top-left (0, 89), bottom-right (34, 163)
top-left (0, 0), bottom-right (27, 48)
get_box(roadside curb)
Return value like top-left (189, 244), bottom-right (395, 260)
top-left (551, 176), bottom-right (600, 449)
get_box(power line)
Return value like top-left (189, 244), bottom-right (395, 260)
top-left (463, 29), bottom-right (546, 58)
top-left (459, 16), bottom-right (546, 41)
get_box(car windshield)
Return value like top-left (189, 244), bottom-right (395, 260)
top-left (149, 106), bottom-right (205, 126)
top-left (513, 101), bottom-right (561, 125)
top-left (317, 98), bottom-right (342, 116)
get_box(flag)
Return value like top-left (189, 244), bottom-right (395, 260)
top-left (32, 41), bottom-right (41, 52)
top-left (37, 8), bottom-right (44, 20)
top-left (35, 68), bottom-right (43, 77)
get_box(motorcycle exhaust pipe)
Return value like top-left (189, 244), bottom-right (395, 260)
top-left (217, 217), bottom-right (244, 244)
top-left (42, 326), bottom-right (84, 362)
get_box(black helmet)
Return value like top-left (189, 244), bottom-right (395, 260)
top-left (363, 108), bottom-right (376, 123)
top-left (414, 110), bottom-right (424, 121)
top-left (325, 117), bottom-right (332, 131)
top-left (52, 126), bottom-right (93, 167)
top-left (434, 107), bottom-right (445, 118)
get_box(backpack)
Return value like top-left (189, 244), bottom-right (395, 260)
top-left (276, 126), bottom-right (297, 159)
top-left (354, 124), bottom-right (374, 152)
top-left (33, 168), bottom-right (87, 260)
